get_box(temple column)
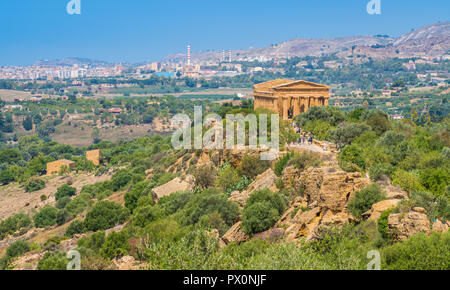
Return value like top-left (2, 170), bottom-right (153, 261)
top-left (293, 97), bottom-right (300, 116)
top-left (324, 97), bottom-right (329, 106)
top-left (304, 97), bottom-right (310, 112)
top-left (283, 97), bottom-right (289, 120)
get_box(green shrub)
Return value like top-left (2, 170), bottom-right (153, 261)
top-left (215, 165), bottom-right (240, 191)
top-left (37, 251), bottom-right (68, 270)
top-left (193, 164), bottom-right (217, 188)
top-left (420, 168), bottom-right (449, 198)
top-left (84, 201), bottom-right (130, 232)
top-left (24, 178), bottom-right (45, 192)
top-left (55, 184), bottom-right (76, 201)
top-left (238, 154), bottom-right (269, 179)
top-left (6, 240), bottom-right (30, 259)
top-left (378, 208), bottom-right (395, 240)
top-left (55, 196), bottom-right (71, 209)
top-left (111, 169), bottom-right (132, 191)
top-left (158, 191), bottom-right (194, 215)
top-left (242, 189), bottom-right (287, 235)
top-left (369, 163), bottom-right (395, 181)
top-left (0, 213), bottom-right (32, 240)
top-left (274, 152), bottom-right (293, 176)
top-left (100, 231), bottom-right (130, 259)
top-left (392, 169), bottom-right (424, 193)
top-left (66, 220), bottom-right (85, 237)
top-left (329, 123), bottom-right (371, 145)
top-left (382, 232), bottom-right (450, 270)
top-left (33, 206), bottom-right (58, 228)
top-left (132, 205), bottom-right (164, 227)
top-left (348, 184), bottom-right (386, 219)
top-left (77, 231), bottom-right (105, 253)
top-left (124, 181), bottom-right (154, 212)
top-left (409, 191), bottom-right (450, 222)
top-left (56, 209), bottom-right (73, 226)
top-left (303, 120), bottom-right (333, 140)
top-left (338, 144), bottom-right (365, 172)
top-left (288, 152), bottom-right (321, 171)
top-left (182, 189), bottom-right (240, 228)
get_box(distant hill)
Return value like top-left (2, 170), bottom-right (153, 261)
top-left (34, 57), bottom-right (110, 67)
top-left (164, 22), bottom-right (450, 63)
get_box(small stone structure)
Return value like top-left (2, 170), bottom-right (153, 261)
top-left (46, 159), bottom-right (76, 176)
top-left (86, 149), bottom-right (101, 166)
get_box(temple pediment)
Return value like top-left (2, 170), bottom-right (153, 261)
top-left (253, 79), bottom-right (329, 93)
top-left (273, 80), bottom-right (330, 90)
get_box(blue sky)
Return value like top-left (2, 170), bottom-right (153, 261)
top-left (0, 0), bottom-right (448, 65)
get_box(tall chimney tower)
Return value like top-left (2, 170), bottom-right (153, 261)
top-left (187, 45), bottom-right (191, 66)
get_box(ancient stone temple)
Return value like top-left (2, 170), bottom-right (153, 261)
top-left (253, 79), bottom-right (330, 120)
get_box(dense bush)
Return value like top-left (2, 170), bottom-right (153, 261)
top-left (294, 106), bottom-right (345, 127)
top-left (100, 231), bottom-right (131, 259)
top-left (338, 144), bottom-right (366, 172)
top-left (158, 191), bottom-right (194, 216)
top-left (132, 205), bottom-right (164, 227)
top-left (288, 152), bottom-right (321, 171)
top-left (84, 201), bottom-right (130, 232)
top-left (348, 184), bottom-right (386, 219)
top-left (194, 164), bottom-right (217, 188)
top-left (382, 232), bottom-right (450, 270)
top-left (329, 123), bottom-right (371, 146)
top-left (238, 154), bottom-right (269, 179)
top-left (124, 181), bottom-right (154, 212)
top-left (0, 240), bottom-right (30, 269)
top-left (0, 213), bottom-right (32, 239)
top-left (66, 220), bottom-right (85, 237)
top-left (242, 189), bottom-right (287, 235)
top-left (274, 152), bottom-right (293, 176)
top-left (369, 163), bottom-right (395, 181)
top-left (37, 251), bottom-right (69, 270)
top-left (110, 169), bottom-right (133, 191)
top-left (33, 206), bottom-right (58, 228)
top-left (56, 209), bottom-right (73, 226)
top-left (409, 191), bottom-right (450, 222)
top-left (55, 184), bottom-right (76, 201)
top-left (392, 169), bottom-right (424, 193)
top-left (215, 165), bottom-right (240, 192)
top-left (24, 178), bottom-right (45, 192)
top-left (182, 189), bottom-right (240, 228)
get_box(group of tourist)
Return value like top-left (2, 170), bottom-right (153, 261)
top-left (294, 126), bottom-right (313, 145)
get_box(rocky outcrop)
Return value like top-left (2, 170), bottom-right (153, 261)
top-left (222, 222), bottom-right (249, 244)
top-left (113, 256), bottom-right (148, 270)
top-left (432, 219), bottom-right (449, 233)
top-left (388, 207), bottom-right (431, 241)
top-left (229, 168), bottom-right (277, 207)
top-left (278, 167), bottom-right (371, 242)
top-left (253, 228), bottom-right (285, 242)
top-left (152, 175), bottom-right (195, 202)
top-left (300, 167), bottom-right (371, 212)
top-left (384, 185), bottom-right (409, 200)
top-left (362, 199), bottom-right (402, 221)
